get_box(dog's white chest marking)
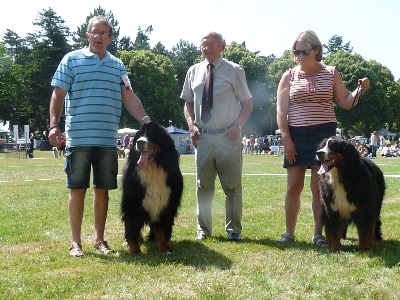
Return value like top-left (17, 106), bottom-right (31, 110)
top-left (138, 164), bottom-right (171, 222)
top-left (326, 169), bottom-right (356, 219)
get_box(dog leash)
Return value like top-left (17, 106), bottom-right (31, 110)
top-left (351, 81), bottom-right (363, 111)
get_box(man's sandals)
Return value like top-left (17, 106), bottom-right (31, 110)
top-left (69, 242), bottom-right (84, 257)
top-left (69, 241), bottom-right (115, 257)
top-left (94, 240), bottom-right (115, 255)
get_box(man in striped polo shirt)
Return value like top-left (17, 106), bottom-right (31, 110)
top-left (48, 15), bottom-right (151, 257)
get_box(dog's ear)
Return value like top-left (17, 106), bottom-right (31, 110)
top-left (318, 138), bottom-right (328, 149)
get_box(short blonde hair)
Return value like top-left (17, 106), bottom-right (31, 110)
top-left (290, 30), bottom-right (322, 62)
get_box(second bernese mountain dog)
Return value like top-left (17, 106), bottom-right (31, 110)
top-left (316, 137), bottom-right (385, 251)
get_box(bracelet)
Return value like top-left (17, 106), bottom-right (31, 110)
top-left (49, 125), bottom-right (59, 131)
top-left (141, 115), bottom-right (149, 122)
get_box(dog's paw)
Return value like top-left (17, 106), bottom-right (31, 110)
top-left (162, 248), bottom-right (174, 255)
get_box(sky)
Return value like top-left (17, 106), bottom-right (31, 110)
top-left (0, 0), bottom-right (398, 130)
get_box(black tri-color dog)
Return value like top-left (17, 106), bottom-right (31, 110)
top-left (121, 122), bottom-right (183, 254)
top-left (316, 137), bottom-right (385, 251)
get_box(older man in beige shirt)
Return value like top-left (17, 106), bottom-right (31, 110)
top-left (180, 31), bottom-right (253, 241)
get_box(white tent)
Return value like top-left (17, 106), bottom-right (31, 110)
top-left (166, 126), bottom-right (194, 154)
top-left (117, 128), bottom-right (138, 136)
top-left (0, 121), bottom-right (10, 132)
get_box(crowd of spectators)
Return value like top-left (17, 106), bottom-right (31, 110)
top-left (350, 132), bottom-right (400, 158)
top-left (242, 131), bottom-right (400, 158)
top-left (242, 134), bottom-right (283, 155)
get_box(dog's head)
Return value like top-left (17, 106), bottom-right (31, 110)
top-left (133, 122), bottom-right (175, 168)
top-left (316, 137), bottom-right (357, 174)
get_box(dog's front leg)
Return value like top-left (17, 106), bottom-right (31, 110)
top-left (150, 223), bottom-right (172, 254)
top-left (357, 226), bottom-right (374, 251)
top-left (127, 237), bottom-right (141, 254)
top-left (325, 230), bottom-right (342, 251)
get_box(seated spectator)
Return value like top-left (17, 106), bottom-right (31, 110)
top-left (263, 139), bottom-right (272, 154)
top-left (389, 143), bottom-right (399, 157)
top-left (395, 143), bottom-right (400, 157)
top-left (382, 142), bottom-right (394, 157)
top-left (357, 142), bottom-right (369, 157)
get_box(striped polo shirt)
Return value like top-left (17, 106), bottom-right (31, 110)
top-left (288, 65), bottom-right (336, 127)
top-left (51, 48), bottom-right (126, 147)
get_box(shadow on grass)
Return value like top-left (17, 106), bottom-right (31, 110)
top-left (90, 236), bottom-right (400, 269)
top-left (93, 239), bottom-right (233, 270)
top-left (244, 236), bottom-right (400, 268)
top-left (374, 239), bottom-right (400, 267)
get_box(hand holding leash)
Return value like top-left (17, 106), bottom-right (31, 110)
top-left (351, 77), bottom-right (370, 110)
top-left (358, 77), bottom-right (370, 92)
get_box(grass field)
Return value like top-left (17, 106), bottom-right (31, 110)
top-left (0, 149), bottom-right (400, 299)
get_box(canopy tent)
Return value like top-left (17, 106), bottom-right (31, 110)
top-left (166, 126), bottom-right (193, 154)
top-left (378, 127), bottom-right (396, 138)
top-left (0, 121), bottom-right (10, 133)
top-left (0, 127), bottom-right (12, 143)
top-left (378, 127), bottom-right (396, 137)
top-left (117, 128), bottom-right (138, 136)
top-left (166, 126), bottom-right (189, 134)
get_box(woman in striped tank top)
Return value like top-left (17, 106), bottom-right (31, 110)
top-left (275, 30), bottom-right (370, 246)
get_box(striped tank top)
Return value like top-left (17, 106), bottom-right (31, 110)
top-left (288, 65), bottom-right (336, 127)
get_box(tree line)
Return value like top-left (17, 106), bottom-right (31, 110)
top-left (1, 6), bottom-right (399, 138)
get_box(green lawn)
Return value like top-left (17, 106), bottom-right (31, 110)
top-left (0, 150), bottom-right (399, 299)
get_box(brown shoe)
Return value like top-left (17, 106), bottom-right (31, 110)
top-left (94, 241), bottom-right (115, 254)
top-left (69, 242), bottom-right (84, 257)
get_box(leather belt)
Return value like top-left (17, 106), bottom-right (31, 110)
top-left (199, 127), bottom-right (227, 134)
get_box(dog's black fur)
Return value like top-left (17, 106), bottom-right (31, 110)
top-left (316, 137), bottom-right (385, 251)
top-left (121, 122), bottom-right (183, 254)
